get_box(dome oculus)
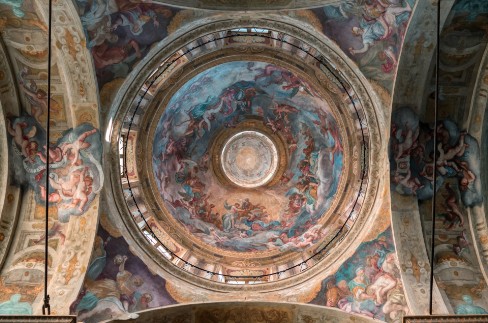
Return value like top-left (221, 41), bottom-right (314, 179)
top-left (221, 130), bottom-right (279, 188)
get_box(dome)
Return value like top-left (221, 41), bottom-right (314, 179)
top-left (113, 25), bottom-right (381, 287)
top-left (151, 60), bottom-right (344, 254)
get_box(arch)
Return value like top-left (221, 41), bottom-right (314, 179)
top-left (108, 301), bottom-right (377, 323)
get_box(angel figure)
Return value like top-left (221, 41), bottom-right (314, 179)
top-left (62, 128), bottom-right (98, 165)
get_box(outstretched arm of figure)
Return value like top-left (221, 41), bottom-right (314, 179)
top-left (48, 175), bottom-right (63, 191)
top-left (6, 119), bottom-right (16, 136)
top-left (20, 85), bottom-right (47, 113)
top-left (77, 128), bottom-right (97, 144)
top-left (61, 142), bottom-right (73, 156)
top-left (119, 255), bottom-right (128, 272)
top-left (20, 85), bottom-right (37, 100)
top-left (349, 43), bottom-right (370, 55)
top-left (37, 147), bottom-right (48, 163)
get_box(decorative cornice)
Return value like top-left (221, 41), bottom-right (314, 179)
top-left (151, 0), bottom-right (343, 11)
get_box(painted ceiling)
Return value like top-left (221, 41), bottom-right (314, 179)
top-left (1, 0), bottom-right (488, 322)
top-left (152, 60), bottom-right (344, 253)
top-left (114, 15), bottom-right (381, 289)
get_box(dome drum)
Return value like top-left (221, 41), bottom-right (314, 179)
top-left (109, 24), bottom-right (382, 290)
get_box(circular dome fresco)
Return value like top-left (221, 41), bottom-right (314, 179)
top-left (113, 25), bottom-right (381, 287)
top-left (152, 61), bottom-right (344, 254)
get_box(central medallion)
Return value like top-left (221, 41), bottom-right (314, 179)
top-left (221, 131), bottom-right (279, 188)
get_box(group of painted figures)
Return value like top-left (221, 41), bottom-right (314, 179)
top-left (320, 231), bottom-right (487, 321)
top-left (75, 0), bottom-right (177, 85)
top-left (7, 68), bottom-right (103, 225)
top-left (390, 107), bottom-right (482, 267)
top-left (390, 107), bottom-right (481, 206)
top-left (318, 234), bottom-right (408, 322)
top-left (347, 0), bottom-right (411, 58)
top-left (73, 236), bottom-right (157, 323)
top-left (8, 115), bottom-right (102, 219)
top-left (320, 0), bottom-right (413, 86)
top-left (390, 106), bottom-right (483, 255)
top-left (153, 61), bottom-right (344, 252)
top-left (389, 105), bottom-right (486, 317)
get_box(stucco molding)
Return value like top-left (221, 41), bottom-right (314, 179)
top-left (0, 38), bottom-right (21, 116)
top-left (391, 194), bottom-right (450, 315)
top-left (0, 39), bottom-right (21, 271)
top-left (466, 43), bottom-right (488, 287)
top-left (392, 0), bottom-right (455, 110)
top-left (18, 0), bottom-right (102, 314)
top-left (152, 0), bottom-right (349, 11)
top-left (33, 0), bottom-right (99, 127)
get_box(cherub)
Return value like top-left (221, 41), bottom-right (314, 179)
top-left (394, 124), bottom-right (419, 160)
top-left (47, 167), bottom-right (86, 200)
top-left (436, 144), bottom-right (461, 176)
top-left (453, 230), bottom-right (470, 256)
top-left (279, 173), bottom-right (292, 185)
top-left (265, 116), bottom-right (283, 134)
top-left (393, 169), bottom-right (423, 193)
top-left (70, 167), bottom-right (93, 212)
top-left (439, 132), bottom-right (468, 161)
top-left (292, 225), bottom-right (322, 248)
top-left (18, 67), bottom-right (60, 120)
top-left (7, 119), bottom-right (38, 161)
top-left (39, 184), bottom-right (61, 203)
top-left (36, 145), bottom-right (64, 164)
top-left (458, 161), bottom-right (476, 192)
top-left (61, 128), bottom-right (98, 165)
